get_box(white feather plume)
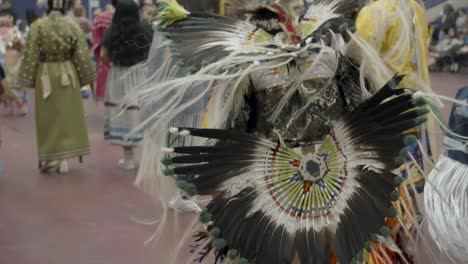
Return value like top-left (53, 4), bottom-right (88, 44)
top-left (37, 0), bottom-right (48, 8)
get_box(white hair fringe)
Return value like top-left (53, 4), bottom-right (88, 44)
top-left (425, 156), bottom-right (468, 263)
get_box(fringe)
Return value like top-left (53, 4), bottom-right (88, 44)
top-left (425, 156), bottom-right (468, 263)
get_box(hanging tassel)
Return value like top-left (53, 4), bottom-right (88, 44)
top-left (61, 64), bottom-right (71, 87)
top-left (66, 63), bottom-right (76, 87)
top-left (41, 64), bottom-right (52, 99)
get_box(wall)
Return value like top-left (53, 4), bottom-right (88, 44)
top-left (10, 0), bottom-right (45, 20)
top-left (8, 0), bottom-right (468, 21)
top-left (9, 0), bottom-right (112, 20)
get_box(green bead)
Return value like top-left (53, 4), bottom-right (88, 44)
top-left (349, 25), bottom-right (356, 33)
top-left (413, 96), bottom-right (428, 106)
top-left (184, 183), bottom-right (198, 196)
top-left (417, 108), bottom-right (430, 115)
top-left (339, 23), bottom-right (349, 33)
top-left (238, 258), bottom-right (249, 264)
top-left (390, 190), bottom-right (400, 201)
top-left (380, 226), bottom-right (391, 237)
top-left (163, 168), bottom-right (175, 176)
top-left (364, 241), bottom-right (373, 252)
top-left (387, 206), bottom-right (397, 218)
top-left (201, 60), bottom-right (209, 68)
top-left (199, 211), bottom-right (212, 224)
top-left (176, 180), bottom-right (188, 189)
top-left (210, 227), bottom-right (221, 238)
top-left (370, 233), bottom-right (379, 243)
top-left (394, 156), bottom-right (405, 166)
top-left (161, 157), bottom-right (173, 166)
top-left (188, 66), bottom-right (198, 74)
top-left (227, 249), bottom-right (238, 259)
top-left (404, 135), bottom-right (417, 146)
top-left (415, 116), bottom-right (428, 125)
top-left (212, 238), bottom-right (227, 249)
top-left (393, 176), bottom-right (405, 186)
top-left (399, 148), bottom-right (409, 157)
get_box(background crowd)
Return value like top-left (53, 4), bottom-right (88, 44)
top-left (429, 3), bottom-right (468, 72)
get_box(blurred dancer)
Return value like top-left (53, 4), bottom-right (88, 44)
top-left (72, 5), bottom-right (92, 44)
top-left (0, 5), bottom-right (27, 115)
top-left (355, 0), bottom-right (435, 185)
top-left (92, 0), bottom-right (116, 102)
top-left (101, 0), bottom-right (152, 170)
top-left (140, 3), bottom-right (155, 25)
top-left (18, 0), bottom-right (96, 173)
top-left (354, 1), bottom-right (437, 261)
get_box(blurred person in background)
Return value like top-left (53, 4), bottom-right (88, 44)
top-left (429, 27), bottom-right (464, 72)
top-left (101, 0), bottom-right (152, 170)
top-left (92, 8), bottom-right (102, 21)
top-left (18, 0), bottom-right (96, 174)
top-left (456, 9), bottom-right (468, 38)
top-left (92, 0), bottom-right (116, 102)
top-left (105, 4), bottom-right (115, 12)
top-left (440, 4), bottom-right (457, 40)
top-left (140, 3), bottom-right (155, 25)
top-left (0, 2), bottom-right (28, 116)
top-left (25, 8), bottom-right (39, 27)
top-left (72, 5), bottom-right (92, 46)
top-left (65, 0), bottom-right (77, 19)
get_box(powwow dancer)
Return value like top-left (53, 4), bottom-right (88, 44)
top-left (18, 0), bottom-right (96, 173)
top-left (101, 0), bottom-right (153, 170)
top-left (0, 7), bottom-right (28, 115)
top-left (127, 0), bottom-right (460, 263)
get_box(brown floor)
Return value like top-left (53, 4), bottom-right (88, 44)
top-left (0, 72), bottom-right (467, 264)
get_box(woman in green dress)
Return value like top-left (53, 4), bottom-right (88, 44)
top-left (17, 0), bottom-right (96, 173)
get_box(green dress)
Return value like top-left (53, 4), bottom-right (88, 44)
top-left (17, 12), bottom-right (96, 162)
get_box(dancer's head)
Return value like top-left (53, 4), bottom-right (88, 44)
top-left (47, 0), bottom-right (66, 14)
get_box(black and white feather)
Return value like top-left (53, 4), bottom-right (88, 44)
top-left (163, 76), bottom-right (429, 263)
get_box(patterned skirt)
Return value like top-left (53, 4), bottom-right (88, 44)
top-left (104, 65), bottom-right (145, 147)
top-left (3, 49), bottom-right (28, 103)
